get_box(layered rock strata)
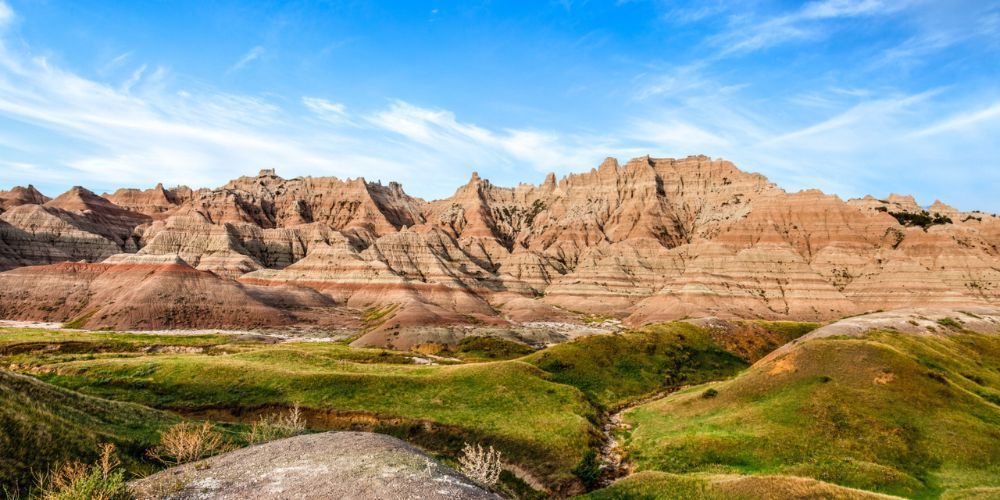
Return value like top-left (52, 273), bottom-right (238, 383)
top-left (0, 156), bottom-right (996, 338)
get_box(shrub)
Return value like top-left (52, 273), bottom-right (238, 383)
top-left (245, 404), bottom-right (307, 445)
top-left (458, 443), bottom-right (503, 488)
top-left (571, 449), bottom-right (601, 489)
top-left (889, 210), bottom-right (952, 229)
top-left (936, 317), bottom-right (962, 330)
top-left (37, 443), bottom-right (130, 500)
top-left (148, 421), bottom-right (226, 465)
top-left (455, 336), bottom-right (534, 359)
top-left (701, 388), bottom-right (719, 399)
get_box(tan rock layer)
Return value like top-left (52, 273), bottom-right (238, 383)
top-left (0, 156), bottom-right (997, 334)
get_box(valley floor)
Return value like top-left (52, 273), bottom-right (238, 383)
top-left (2, 308), bottom-right (999, 499)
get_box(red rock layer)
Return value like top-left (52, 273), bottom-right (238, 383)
top-left (0, 254), bottom-right (289, 330)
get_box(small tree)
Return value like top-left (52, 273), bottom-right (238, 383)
top-left (458, 442), bottom-right (503, 488)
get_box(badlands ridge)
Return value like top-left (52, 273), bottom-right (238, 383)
top-left (0, 156), bottom-right (997, 348)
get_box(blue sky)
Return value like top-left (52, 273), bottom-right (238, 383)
top-left (0, 1), bottom-right (998, 210)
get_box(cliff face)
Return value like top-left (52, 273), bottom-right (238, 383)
top-left (1, 156), bottom-right (997, 336)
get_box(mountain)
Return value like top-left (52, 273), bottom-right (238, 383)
top-left (0, 156), bottom-right (997, 342)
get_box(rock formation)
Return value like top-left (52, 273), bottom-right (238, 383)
top-left (129, 432), bottom-right (497, 499)
top-left (0, 158), bottom-right (997, 341)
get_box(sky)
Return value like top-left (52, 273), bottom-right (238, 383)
top-left (0, 1), bottom-right (998, 210)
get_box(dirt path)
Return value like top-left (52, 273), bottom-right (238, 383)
top-left (597, 386), bottom-right (686, 487)
top-left (0, 319), bottom-right (350, 342)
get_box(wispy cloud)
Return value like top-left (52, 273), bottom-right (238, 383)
top-left (119, 64), bottom-right (146, 93)
top-left (0, 1), bottom-right (12, 28)
top-left (100, 51), bottom-right (134, 74)
top-left (0, 0), bottom-right (997, 213)
top-left (364, 100), bottom-right (620, 179)
top-left (228, 46), bottom-right (264, 73)
top-left (303, 97), bottom-right (347, 116)
top-left (911, 102), bottom-right (1000, 137)
top-left (0, 20), bottom-right (619, 199)
top-left (712, 0), bottom-right (905, 56)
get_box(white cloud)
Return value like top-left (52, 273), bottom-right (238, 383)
top-left (911, 102), bottom-right (1000, 137)
top-left (0, 1), bottom-right (13, 28)
top-left (0, 29), bottom-right (623, 200)
top-left (303, 97), bottom-right (346, 116)
top-left (712, 0), bottom-right (906, 56)
top-left (228, 46), bottom-right (264, 73)
top-left (120, 64), bottom-right (146, 93)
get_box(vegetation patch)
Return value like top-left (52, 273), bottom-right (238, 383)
top-left (63, 309), bottom-right (99, 329)
top-left (0, 369), bottom-right (178, 496)
top-left (526, 322), bottom-right (749, 409)
top-left (888, 210), bottom-right (953, 229)
top-left (362, 304), bottom-right (398, 325)
top-left (936, 317), bottom-right (963, 330)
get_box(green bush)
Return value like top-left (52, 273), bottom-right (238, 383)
top-left (889, 210), bottom-right (952, 229)
top-left (572, 449), bottom-right (601, 489)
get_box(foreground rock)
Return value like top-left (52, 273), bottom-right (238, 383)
top-left (130, 432), bottom-right (496, 500)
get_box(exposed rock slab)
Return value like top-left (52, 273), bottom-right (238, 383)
top-left (129, 432), bottom-right (496, 500)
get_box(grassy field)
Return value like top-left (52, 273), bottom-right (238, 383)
top-left (620, 329), bottom-right (1000, 498)
top-left (0, 320), bottom-right (820, 496)
top-left (9, 320), bottom-right (997, 498)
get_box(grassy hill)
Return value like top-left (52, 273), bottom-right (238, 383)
top-left (0, 321), bottom-right (818, 495)
top-left (525, 322), bottom-right (750, 409)
top-left (0, 369), bottom-right (178, 495)
top-left (620, 327), bottom-right (1000, 498)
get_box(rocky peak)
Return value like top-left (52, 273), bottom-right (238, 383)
top-left (929, 200), bottom-right (958, 217)
top-left (885, 193), bottom-right (921, 212)
top-left (542, 172), bottom-right (557, 189)
top-left (46, 186), bottom-right (119, 212)
top-left (0, 184), bottom-right (50, 212)
top-left (598, 157), bottom-right (620, 174)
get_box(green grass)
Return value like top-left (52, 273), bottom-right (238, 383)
top-left (620, 329), bottom-right (1000, 498)
top-left (0, 369), bottom-right (178, 496)
top-left (362, 304), bottom-right (398, 325)
top-left (935, 317), bottom-right (963, 330)
top-left (525, 322), bottom-right (750, 409)
top-left (451, 336), bottom-right (536, 361)
top-left (9, 339), bottom-right (598, 489)
top-left (0, 319), bottom-right (898, 497)
top-left (580, 314), bottom-right (616, 325)
top-left (63, 310), bottom-right (98, 329)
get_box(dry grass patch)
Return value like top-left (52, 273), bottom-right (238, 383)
top-left (147, 421), bottom-right (228, 465)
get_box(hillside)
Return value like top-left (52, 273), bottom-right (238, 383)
top-left (0, 157), bottom-right (996, 345)
top-left (0, 369), bottom-right (178, 493)
top-left (617, 308), bottom-right (1000, 498)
